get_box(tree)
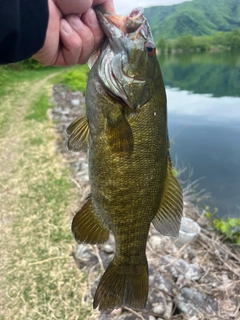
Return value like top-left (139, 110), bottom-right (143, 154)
top-left (177, 35), bottom-right (194, 51)
top-left (194, 36), bottom-right (211, 51)
top-left (226, 29), bottom-right (240, 49)
top-left (156, 38), bottom-right (166, 52)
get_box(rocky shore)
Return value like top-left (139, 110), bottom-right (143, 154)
top-left (50, 84), bottom-right (240, 320)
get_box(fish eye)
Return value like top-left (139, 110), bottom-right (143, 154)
top-left (145, 42), bottom-right (156, 56)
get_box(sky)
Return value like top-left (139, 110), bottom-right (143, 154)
top-left (113, 0), bottom-right (192, 15)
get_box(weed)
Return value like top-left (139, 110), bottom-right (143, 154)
top-left (204, 206), bottom-right (240, 244)
top-left (213, 218), bottom-right (240, 244)
top-left (58, 65), bottom-right (89, 93)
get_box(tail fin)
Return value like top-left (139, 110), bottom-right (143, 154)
top-left (93, 258), bottom-right (148, 311)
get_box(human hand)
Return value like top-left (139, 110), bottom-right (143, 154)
top-left (33, 0), bottom-right (115, 66)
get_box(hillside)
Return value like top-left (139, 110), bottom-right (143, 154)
top-left (144, 0), bottom-right (240, 40)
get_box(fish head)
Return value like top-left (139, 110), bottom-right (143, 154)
top-left (95, 7), bottom-right (158, 110)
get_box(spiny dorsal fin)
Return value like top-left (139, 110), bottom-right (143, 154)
top-left (152, 156), bottom-right (183, 238)
top-left (72, 195), bottom-right (109, 244)
top-left (66, 115), bottom-right (90, 152)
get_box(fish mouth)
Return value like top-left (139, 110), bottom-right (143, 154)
top-left (95, 7), bottom-right (144, 39)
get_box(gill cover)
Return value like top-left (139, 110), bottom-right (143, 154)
top-left (95, 7), bottom-right (157, 110)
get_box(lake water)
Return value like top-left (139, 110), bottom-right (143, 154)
top-left (159, 51), bottom-right (240, 218)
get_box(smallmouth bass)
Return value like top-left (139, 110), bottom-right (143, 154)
top-left (67, 7), bottom-right (183, 311)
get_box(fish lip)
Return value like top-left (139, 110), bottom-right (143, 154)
top-left (95, 8), bottom-right (114, 39)
top-left (129, 7), bottom-right (144, 19)
top-left (95, 7), bottom-right (144, 39)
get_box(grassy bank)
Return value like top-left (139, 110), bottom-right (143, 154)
top-left (0, 68), bottom-right (91, 319)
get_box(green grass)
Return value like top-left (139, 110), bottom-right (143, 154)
top-left (0, 66), bottom-right (61, 97)
top-left (57, 64), bottom-right (89, 93)
top-left (25, 93), bottom-right (51, 122)
top-left (0, 70), bottom-right (93, 319)
top-left (0, 66), bottom-right (63, 135)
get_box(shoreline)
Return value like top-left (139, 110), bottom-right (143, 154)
top-left (50, 83), bottom-right (240, 320)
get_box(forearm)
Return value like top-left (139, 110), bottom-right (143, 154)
top-left (0, 0), bottom-right (49, 64)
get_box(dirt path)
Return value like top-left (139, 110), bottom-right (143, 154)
top-left (0, 74), bottom-right (54, 308)
top-left (0, 73), bottom-right (57, 186)
top-left (0, 73), bottom-right (57, 225)
top-left (0, 73), bottom-right (86, 319)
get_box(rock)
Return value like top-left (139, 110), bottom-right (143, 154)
top-left (176, 287), bottom-right (218, 317)
top-left (71, 99), bottom-right (80, 106)
top-left (149, 235), bottom-right (162, 252)
top-left (81, 162), bottom-right (88, 170)
top-left (160, 256), bottom-right (189, 278)
top-left (147, 267), bottom-right (174, 319)
top-left (160, 255), bottom-right (201, 281)
top-left (148, 235), bottom-right (170, 253)
top-left (74, 244), bottom-right (92, 260)
top-left (146, 289), bottom-right (173, 319)
top-left (103, 243), bottom-right (115, 254)
top-left (149, 267), bottom-right (176, 297)
top-left (110, 312), bottom-right (136, 320)
top-left (74, 244), bottom-right (98, 268)
top-left (185, 264), bottom-right (201, 281)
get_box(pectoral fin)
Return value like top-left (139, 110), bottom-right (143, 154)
top-left (152, 156), bottom-right (183, 238)
top-left (66, 115), bottom-right (90, 152)
top-left (106, 111), bottom-right (134, 155)
top-left (72, 195), bottom-right (109, 244)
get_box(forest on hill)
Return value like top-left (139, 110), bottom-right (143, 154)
top-left (144, 0), bottom-right (240, 40)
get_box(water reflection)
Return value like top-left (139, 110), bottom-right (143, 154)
top-left (161, 52), bottom-right (240, 218)
top-left (160, 51), bottom-right (240, 97)
top-left (167, 88), bottom-right (240, 122)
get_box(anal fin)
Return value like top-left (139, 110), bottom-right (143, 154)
top-left (152, 156), bottom-right (183, 238)
top-left (67, 115), bottom-right (90, 152)
top-left (72, 195), bottom-right (109, 244)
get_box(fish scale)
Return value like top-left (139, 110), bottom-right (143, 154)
top-left (67, 6), bottom-right (183, 311)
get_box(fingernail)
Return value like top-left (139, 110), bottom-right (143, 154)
top-left (61, 19), bottom-right (72, 34)
top-left (87, 9), bottom-right (99, 28)
top-left (70, 14), bottom-right (84, 30)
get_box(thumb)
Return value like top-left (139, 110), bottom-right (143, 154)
top-left (54, 0), bottom-right (93, 15)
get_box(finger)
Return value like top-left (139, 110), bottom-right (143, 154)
top-left (55, 19), bottom-right (83, 66)
top-left (81, 9), bottom-right (104, 50)
top-left (93, 0), bottom-right (115, 13)
top-left (54, 0), bottom-right (93, 15)
top-left (67, 13), bottom-right (101, 64)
